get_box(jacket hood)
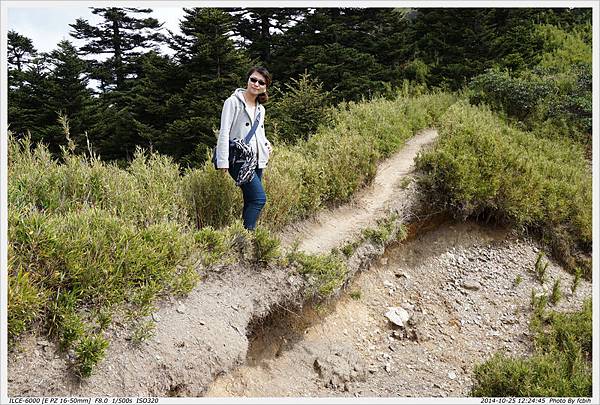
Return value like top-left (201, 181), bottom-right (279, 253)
top-left (233, 88), bottom-right (247, 103)
top-left (233, 88), bottom-right (262, 106)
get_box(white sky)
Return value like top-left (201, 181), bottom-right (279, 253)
top-left (7, 6), bottom-right (187, 55)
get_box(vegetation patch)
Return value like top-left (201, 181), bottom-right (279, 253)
top-left (471, 299), bottom-right (592, 397)
top-left (288, 251), bottom-right (348, 298)
top-left (416, 101), bottom-right (591, 277)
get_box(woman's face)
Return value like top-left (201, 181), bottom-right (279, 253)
top-left (246, 71), bottom-right (268, 97)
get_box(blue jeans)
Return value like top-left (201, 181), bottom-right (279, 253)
top-left (229, 163), bottom-right (266, 230)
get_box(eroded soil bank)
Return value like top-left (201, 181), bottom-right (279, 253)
top-left (207, 220), bottom-right (592, 398)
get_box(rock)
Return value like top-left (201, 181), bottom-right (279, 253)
top-left (176, 304), bottom-right (186, 314)
top-left (314, 348), bottom-right (367, 389)
top-left (37, 340), bottom-right (50, 347)
top-left (462, 280), bottom-right (481, 291)
top-left (385, 362), bottom-right (392, 373)
top-left (152, 313), bottom-right (161, 322)
top-left (385, 307), bottom-right (411, 328)
top-left (448, 371), bottom-right (457, 380)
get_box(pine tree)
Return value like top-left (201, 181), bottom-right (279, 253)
top-left (69, 7), bottom-right (165, 92)
top-left (7, 31), bottom-right (52, 145)
top-left (226, 8), bottom-right (305, 65)
top-left (160, 8), bottom-right (250, 167)
top-left (69, 7), bottom-right (167, 161)
top-left (273, 8), bottom-right (388, 102)
top-left (45, 40), bottom-right (95, 151)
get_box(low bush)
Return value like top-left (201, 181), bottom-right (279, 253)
top-left (8, 207), bottom-right (198, 360)
top-left (467, 25), bottom-right (591, 145)
top-left (288, 251), bottom-right (348, 297)
top-left (417, 101), bottom-right (591, 277)
top-left (471, 299), bottom-right (592, 397)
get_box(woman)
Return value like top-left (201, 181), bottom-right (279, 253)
top-left (215, 67), bottom-right (273, 231)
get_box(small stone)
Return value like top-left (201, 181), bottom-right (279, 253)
top-left (176, 304), bottom-right (186, 314)
top-left (462, 280), bottom-right (481, 291)
top-left (385, 363), bottom-right (392, 373)
top-left (448, 371), bottom-right (457, 380)
top-left (385, 307), bottom-right (411, 328)
top-left (152, 313), bottom-right (161, 322)
top-left (37, 340), bottom-right (50, 347)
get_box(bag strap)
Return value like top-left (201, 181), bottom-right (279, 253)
top-left (243, 111), bottom-right (261, 144)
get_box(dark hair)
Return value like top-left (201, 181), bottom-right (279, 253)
top-left (247, 66), bottom-right (271, 104)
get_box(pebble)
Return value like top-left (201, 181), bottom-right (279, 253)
top-left (462, 280), bottom-right (481, 291)
top-left (448, 371), bottom-right (457, 380)
top-left (176, 304), bottom-right (186, 314)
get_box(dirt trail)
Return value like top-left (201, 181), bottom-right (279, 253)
top-left (278, 128), bottom-right (438, 254)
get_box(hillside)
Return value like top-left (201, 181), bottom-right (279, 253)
top-left (8, 125), bottom-right (592, 397)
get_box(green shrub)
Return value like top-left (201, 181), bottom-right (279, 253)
top-left (75, 334), bottom-right (109, 377)
top-left (471, 351), bottom-right (591, 397)
top-left (194, 226), bottom-right (228, 265)
top-left (471, 299), bottom-right (592, 397)
top-left (180, 160), bottom-right (241, 229)
top-left (362, 214), bottom-right (399, 246)
top-left (468, 68), bottom-right (555, 122)
top-left (7, 266), bottom-right (47, 341)
top-left (417, 101), bottom-right (591, 277)
top-left (9, 208), bottom-right (197, 362)
top-left (289, 251), bottom-right (348, 297)
top-left (535, 24), bottom-right (592, 73)
top-left (550, 279), bottom-right (562, 305)
top-left (8, 136), bottom-right (189, 227)
top-left (467, 23), bottom-right (591, 144)
top-left (268, 73), bottom-right (334, 144)
top-left (253, 227), bottom-right (281, 264)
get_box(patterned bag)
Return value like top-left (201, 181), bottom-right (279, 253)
top-left (212, 111), bottom-right (261, 186)
top-left (230, 139), bottom-right (258, 186)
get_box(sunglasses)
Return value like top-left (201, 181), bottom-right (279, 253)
top-left (249, 77), bottom-right (267, 86)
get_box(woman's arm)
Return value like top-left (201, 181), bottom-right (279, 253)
top-left (216, 97), bottom-right (237, 169)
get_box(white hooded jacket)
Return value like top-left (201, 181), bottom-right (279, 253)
top-left (215, 88), bottom-right (271, 169)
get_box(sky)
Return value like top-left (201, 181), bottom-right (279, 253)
top-left (7, 5), bottom-right (187, 55)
